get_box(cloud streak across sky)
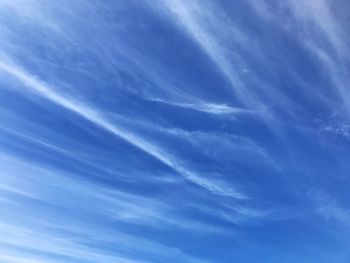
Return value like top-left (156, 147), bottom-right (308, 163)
top-left (0, 0), bottom-right (350, 262)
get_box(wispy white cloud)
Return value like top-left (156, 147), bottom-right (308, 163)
top-left (286, 1), bottom-right (350, 114)
top-left (250, 0), bottom-right (350, 114)
top-left (108, 39), bottom-right (252, 117)
top-left (156, 0), bottom-right (248, 101)
top-left (321, 123), bottom-right (350, 139)
top-left (0, 59), bottom-right (245, 198)
top-left (2, 0), bottom-right (349, 260)
top-left (0, 0), bottom-right (250, 120)
top-left (0, 223), bottom-right (149, 263)
top-left (0, 152), bottom-right (202, 230)
top-left (133, 121), bottom-right (275, 168)
top-left (153, 0), bottom-right (276, 120)
top-left (310, 191), bottom-right (350, 228)
top-left (0, 248), bottom-right (66, 263)
top-left (0, 153), bottom-right (212, 262)
top-left (148, 97), bottom-right (252, 116)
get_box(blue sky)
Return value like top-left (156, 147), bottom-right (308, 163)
top-left (0, 0), bottom-right (350, 262)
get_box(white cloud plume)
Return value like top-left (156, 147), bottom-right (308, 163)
top-left (0, 59), bottom-right (245, 199)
